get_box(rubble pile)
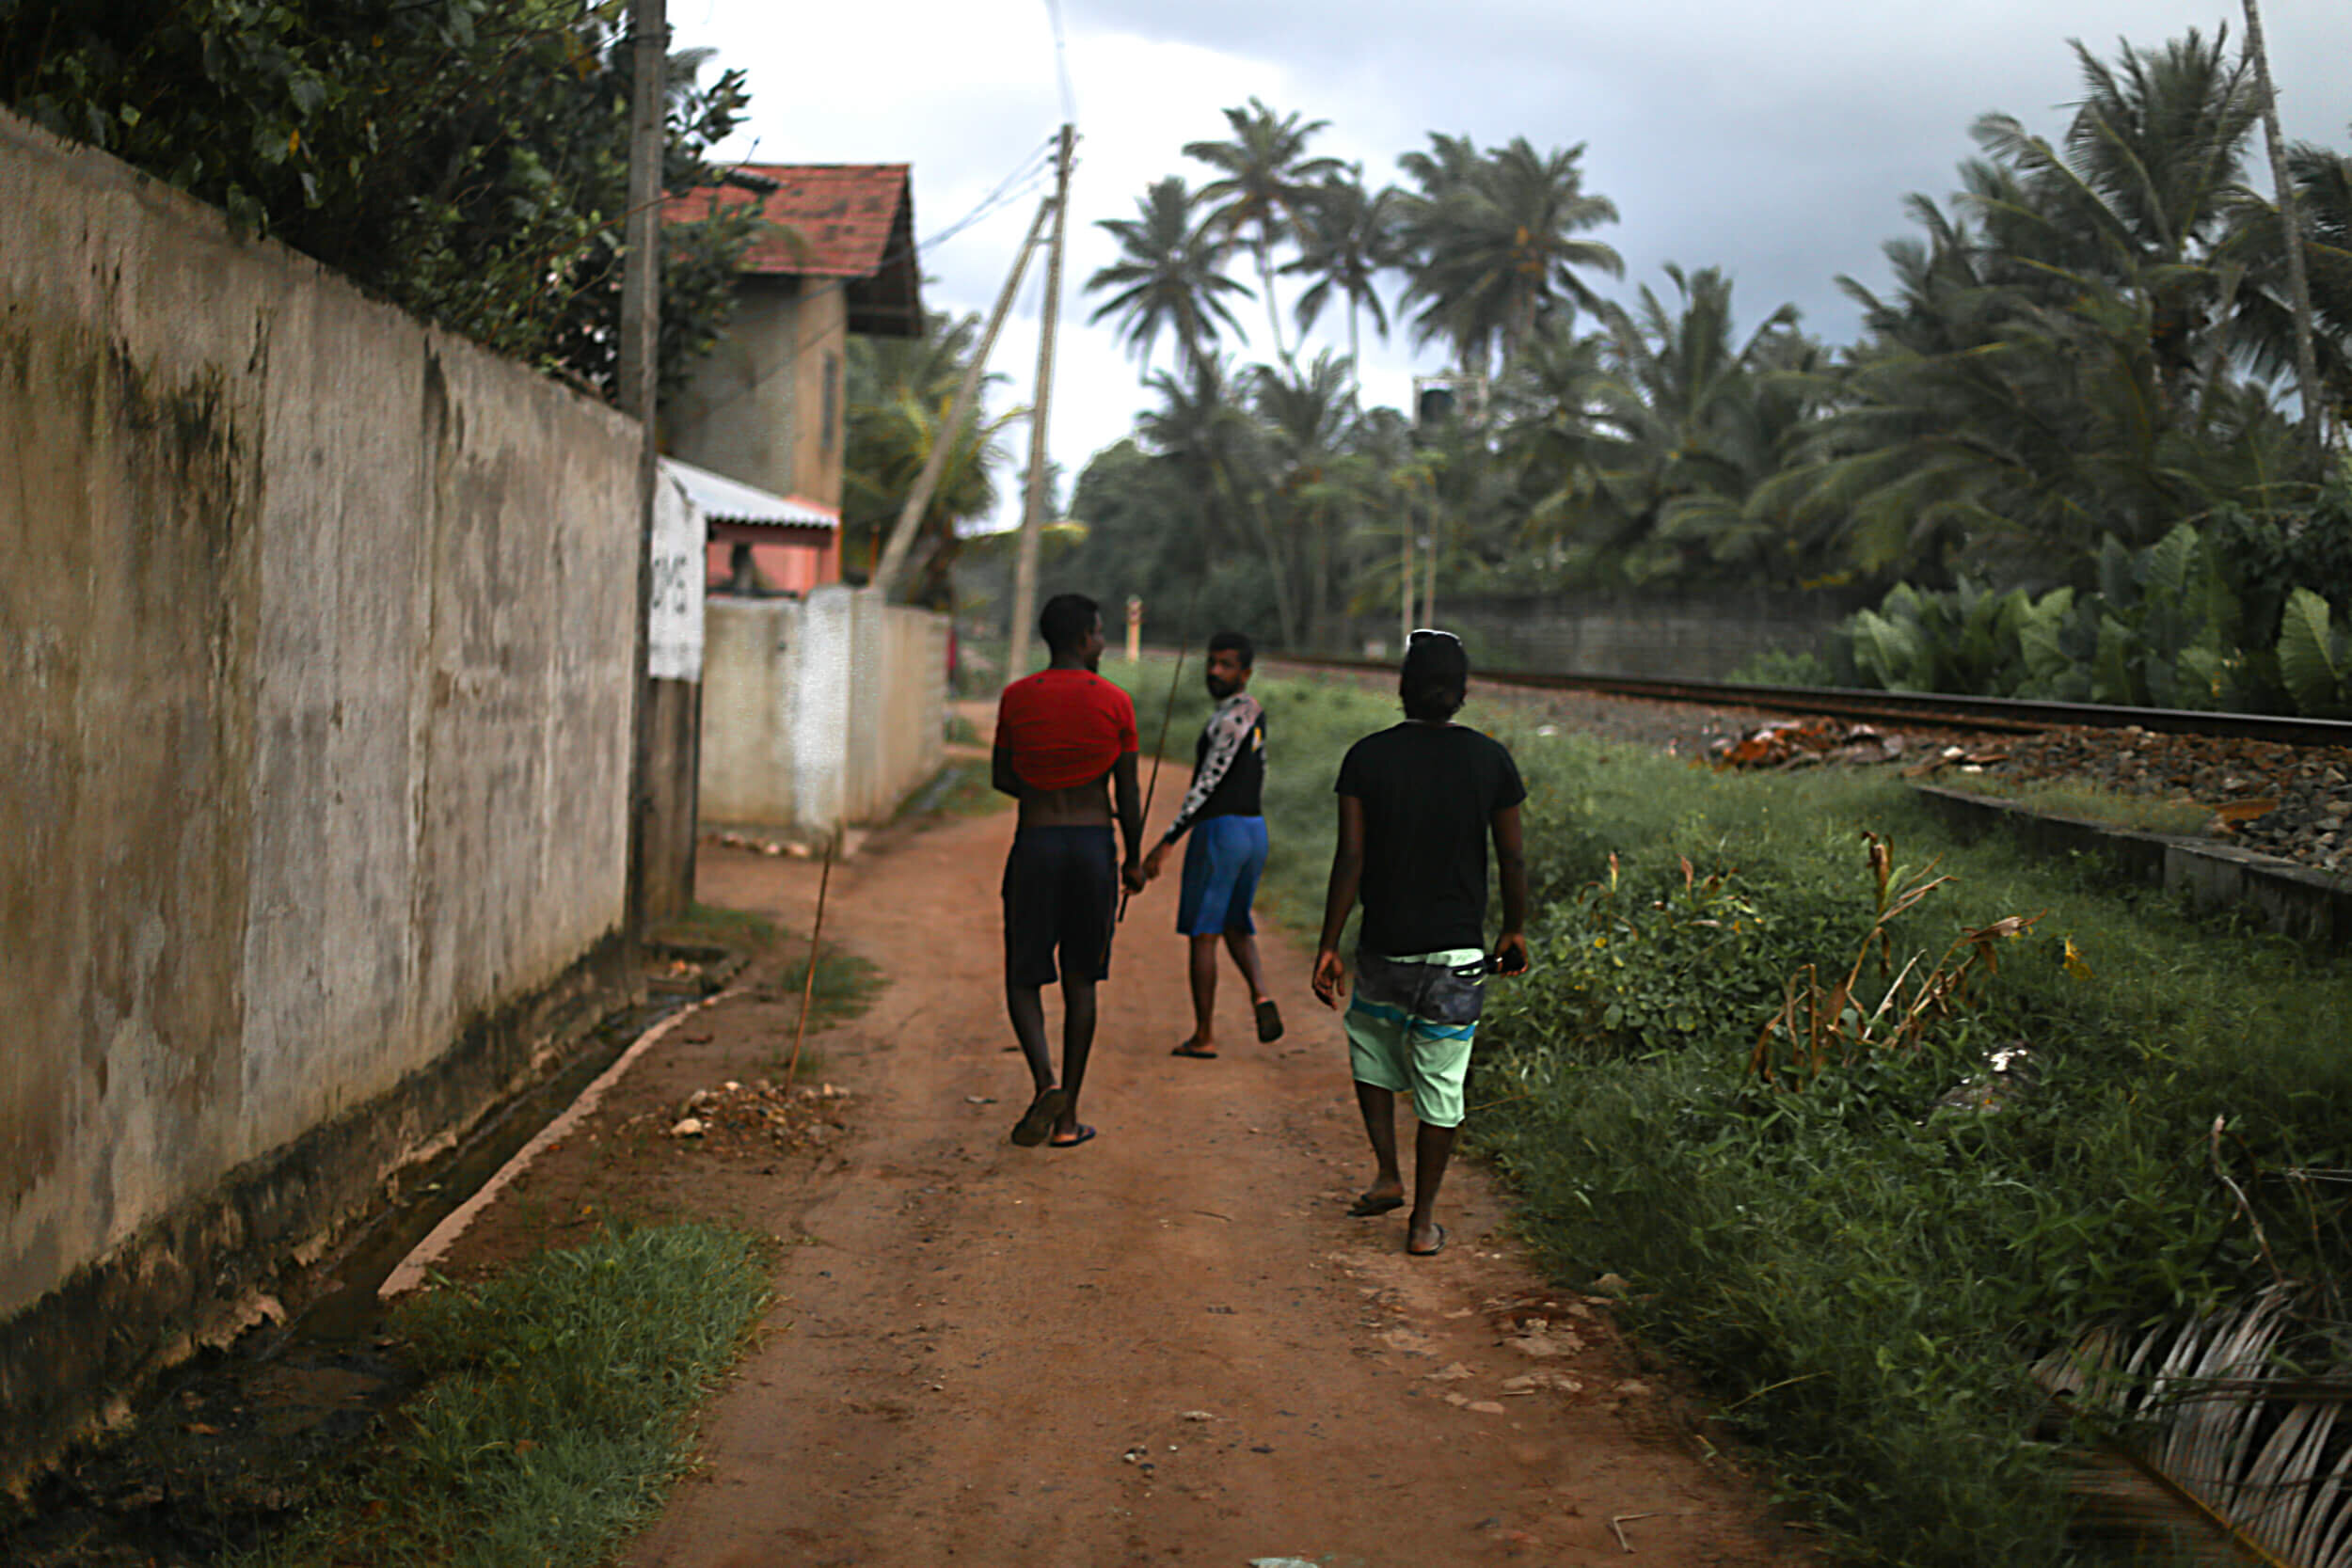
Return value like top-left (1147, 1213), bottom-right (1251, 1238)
top-left (628, 1079), bottom-right (853, 1153)
top-left (1992, 727), bottom-right (2352, 875)
top-left (1703, 710), bottom-right (2351, 879)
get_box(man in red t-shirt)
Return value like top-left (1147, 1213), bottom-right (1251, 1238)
top-left (992, 594), bottom-right (1147, 1149)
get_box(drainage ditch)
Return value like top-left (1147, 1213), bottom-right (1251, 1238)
top-left (0, 944), bottom-right (739, 1567)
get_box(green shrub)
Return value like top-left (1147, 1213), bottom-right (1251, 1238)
top-left (1278, 717), bottom-right (2352, 1566)
top-left (1725, 646), bottom-right (1837, 687)
top-left (1835, 489), bottom-right (2352, 715)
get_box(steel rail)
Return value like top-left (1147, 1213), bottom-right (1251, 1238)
top-left (1257, 654), bottom-right (2352, 749)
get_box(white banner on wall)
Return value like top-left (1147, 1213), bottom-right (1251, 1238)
top-left (648, 467), bottom-right (705, 682)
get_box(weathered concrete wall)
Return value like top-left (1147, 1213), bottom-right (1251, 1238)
top-left (845, 593), bottom-right (948, 823)
top-left (1357, 589), bottom-right (1867, 679)
top-left (668, 276), bottom-right (848, 510)
top-left (0, 109), bottom-right (638, 1467)
top-left (1913, 786), bottom-right (2352, 950)
top-left (700, 587), bottom-right (945, 835)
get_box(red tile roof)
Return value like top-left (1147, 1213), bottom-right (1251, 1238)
top-left (664, 164), bottom-right (912, 278)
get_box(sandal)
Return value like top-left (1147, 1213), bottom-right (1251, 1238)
top-left (1009, 1086), bottom-right (1068, 1147)
top-left (1170, 1039), bottom-right (1218, 1059)
top-left (1254, 998), bottom-right (1284, 1043)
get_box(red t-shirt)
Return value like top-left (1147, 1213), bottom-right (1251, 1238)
top-left (996, 668), bottom-right (1139, 789)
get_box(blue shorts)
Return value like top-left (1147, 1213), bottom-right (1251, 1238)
top-left (1175, 816), bottom-right (1267, 937)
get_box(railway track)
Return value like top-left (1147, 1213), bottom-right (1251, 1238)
top-left (1261, 654), bottom-right (2352, 750)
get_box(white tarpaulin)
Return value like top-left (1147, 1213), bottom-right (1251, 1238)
top-left (648, 466), bottom-right (705, 682)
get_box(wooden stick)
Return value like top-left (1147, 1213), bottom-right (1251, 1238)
top-left (1611, 1513), bottom-right (1656, 1553)
top-left (785, 830), bottom-right (839, 1087)
top-left (1121, 637), bottom-right (1189, 924)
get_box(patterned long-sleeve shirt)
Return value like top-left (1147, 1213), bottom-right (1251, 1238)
top-left (1162, 692), bottom-right (1266, 844)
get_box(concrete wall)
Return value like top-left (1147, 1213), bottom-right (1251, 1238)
top-left (0, 110), bottom-right (638, 1468)
top-left (1358, 589), bottom-right (1866, 680)
top-left (668, 276), bottom-right (848, 510)
top-left (700, 587), bottom-right (946, 836)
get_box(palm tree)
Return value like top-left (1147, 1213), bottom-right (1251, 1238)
top-left (1281, 171), bottom-right (1403, 370)
top-left (1085, 176), bottom-right (1254, 377)
top-left (1250, 352), bottom-right (1362, 645)
top-left (2223, 140), bottom-right (2352, 437)
top-left (1964, 29), bottom-right (2258, 405)
top-left (1184, 98), bottom-right (1345, 367)
top-left (1585, 265), bottom-right (1814, 577)
top-left (842, 314), bottom-right (1017, 607)
top-left (1395, 135), bottom-right (1624, 376)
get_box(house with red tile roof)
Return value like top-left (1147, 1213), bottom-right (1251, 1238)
top-left (664, 164), bottom-right (923, 594)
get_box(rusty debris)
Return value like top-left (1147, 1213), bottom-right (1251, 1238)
top-left (1711, 717), bottom-right (1913, 769)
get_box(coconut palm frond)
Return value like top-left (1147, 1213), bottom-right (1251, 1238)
top-left (2040, 1288), bottom-right (2352, 1567)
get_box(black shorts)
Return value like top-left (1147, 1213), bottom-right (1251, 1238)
top-left (1003, 825), bottom-right (1119, 986)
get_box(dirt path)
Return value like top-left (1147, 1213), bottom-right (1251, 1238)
top-left (437, 785), bottom-right (1817, 1567)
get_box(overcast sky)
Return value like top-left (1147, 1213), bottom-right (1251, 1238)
top-left (674, 0), bottom-right (2352, 532)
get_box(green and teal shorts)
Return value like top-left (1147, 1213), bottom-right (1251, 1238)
top-left (1343, 946), bottom-right (1488, 1129)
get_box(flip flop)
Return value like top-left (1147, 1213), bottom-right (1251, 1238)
top-left (1346, 1192), bottom-right (1405, 1218)
top-left (1407, 1224), bottom-right (1449, 1258)
top-left (1254, 998), bottom-right (1284, 1043)
top-left (1170, 1039), bottom-right (1218, 1059)
top-left (1009, 1087), bottom-right (1068, 1147)
top-left (1047, 1124), bottom-right (1098, 1149)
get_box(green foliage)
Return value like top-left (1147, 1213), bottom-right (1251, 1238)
top-left (841, 310), bottom-right (1019, 609)
top-left (242, 1224), bottom-right (769, 1567)
top-left (1838, 499), bottom-right (2352, 714)
top-left (1041, 29), bottom-right (2349, 638)
top-left (1724, 646), bottom-right (1836, 687)
top-left (1465, 737), bottom-right (2352, 1564)
top-left (1215, 677), bottom-right (2352, 1563)
top-left (0, 0), bottom-right (759, 400)
top-left (2277, 586), bottom-right (2352, 716)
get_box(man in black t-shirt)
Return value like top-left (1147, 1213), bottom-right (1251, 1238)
top-left (1311, 630), bottom-right (1528, 1258)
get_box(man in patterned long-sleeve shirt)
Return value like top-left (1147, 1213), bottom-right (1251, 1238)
top-left (1141, 631), bottom-right (1282, 1056)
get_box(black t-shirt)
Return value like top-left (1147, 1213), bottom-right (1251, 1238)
top-left (1334, 722), bottom-right (1527, 956)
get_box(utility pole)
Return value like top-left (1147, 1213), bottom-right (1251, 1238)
top-left (1006, 124), bottom-right (1073, 683)
top-left (619, 0), bottom-right (666, 939)
top-left (1398, 524), bottom-right (1414, 652)
top-left (2241, 0), bottom-right (2325, 456)
top-left (1421, 524), bottom-right (1437, 630)
top-left (870, 193), bottom-right (1055, 600)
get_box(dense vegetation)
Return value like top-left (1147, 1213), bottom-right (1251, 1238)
top-left (0, 0), bottom-right (762, 401)
top-left (1048, 31), bottom-right (2352, 696)
top-left (1166, 662), bottom-right (2352, 1565)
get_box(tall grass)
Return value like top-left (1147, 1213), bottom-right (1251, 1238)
top-left (1207, 667), bottom-right (2352, 1565)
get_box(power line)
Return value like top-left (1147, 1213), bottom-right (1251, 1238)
top-left (680, 135), bottom-right (1065, 414)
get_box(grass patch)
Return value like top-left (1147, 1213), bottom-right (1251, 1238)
top-left (1203, 669), bottom-right (2352, 1565)
top-left (768, 940), bottom-right (883, 1044)
top-left (242, 1225), bottom-right (769, 1568)
top-left (1929, 770), bottom-right (2216, 836)
top-left (893, 759), bottom-right (1006, 822)
top-left (656, 900), bottom-right (780, 954)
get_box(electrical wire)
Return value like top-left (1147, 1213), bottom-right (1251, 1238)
top-left (676, 134), bottom-right (1062, 411)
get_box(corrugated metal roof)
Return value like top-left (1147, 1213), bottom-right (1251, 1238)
top-left (662, 457), bottom-right (838, 531)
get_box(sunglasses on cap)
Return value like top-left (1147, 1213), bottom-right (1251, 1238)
top-left (1407, 627), bottom-right (1460, 645)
